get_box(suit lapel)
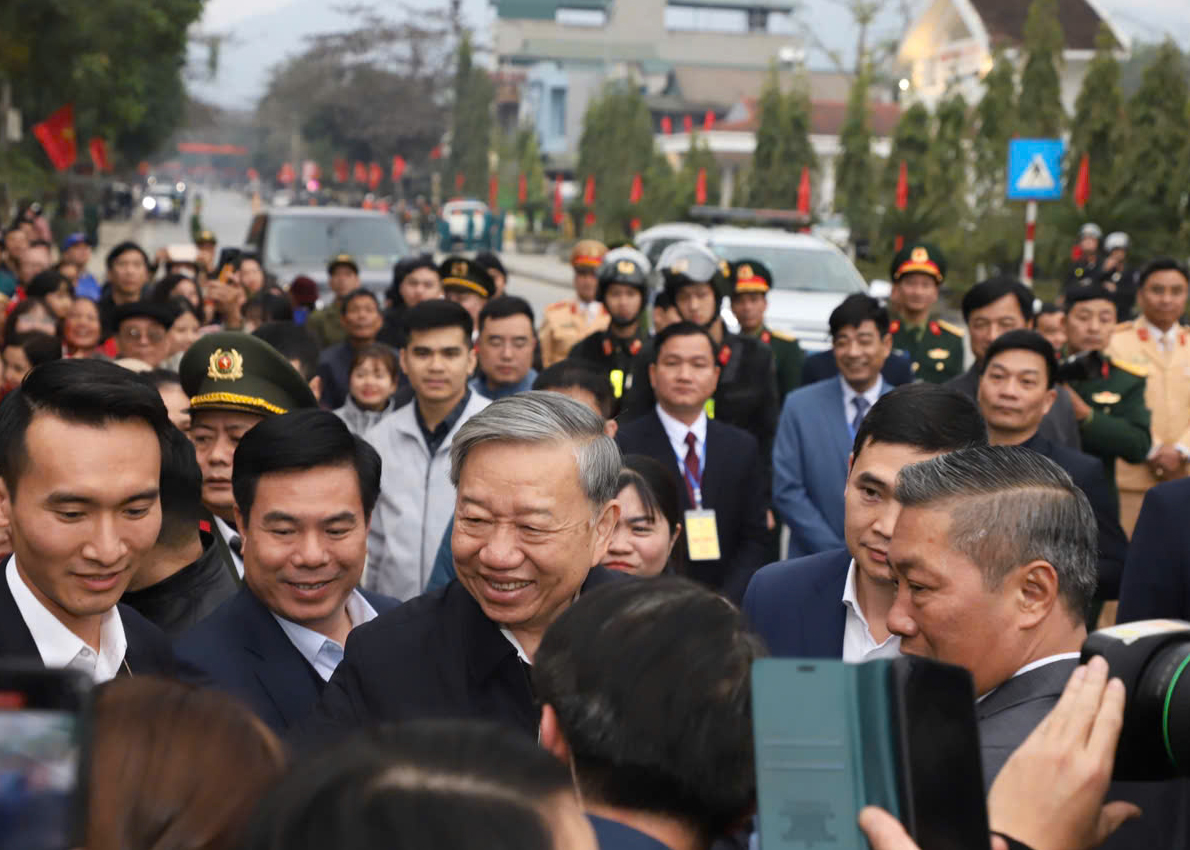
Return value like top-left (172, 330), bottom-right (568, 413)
top-left (234, 588), bottom-right (324, 728)
top-left (820, 380), bottom-right (853, 468)
top-left (806, 552), bottom-right (849, 656)
top-left (642, 413), bottom-right (692, 509)
top-left (701, 422), bottom-right (725, 508)
top-left (977, 658), bottom-right (1079, 720)
top-left (0, 569), bottom-right (43, 663)
top-left (204, 511), bottom-right (243, 588)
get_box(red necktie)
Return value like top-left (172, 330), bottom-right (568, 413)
top-left (684, 431), bottom-right (701, 507)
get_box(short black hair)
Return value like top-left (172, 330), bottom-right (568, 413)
top-left (142, 368), bottom-right (183, 391)
top-left (533, 577), bottom-right (765, 841)
top-left (232, 409), bottom-right (381, 524)
top-left (619, 454), bottom-right (684, 573)
top-left (253, 322), bottom-right (319, 382)
top-left (105, 240), bottom-right (149, 269)
top-left (477, 295), bottom-right (534, 333)
top-left (156, 423), bottom-right (205, 548)
top-left (169, 296), bottom-right (203, 328)
top-left (0, 359), bottom-right (171, 498)
top-left (338, 288), bottom-right (381, 316)
top-left (652, 321), bottom-right (718, 363)
top-left (240, 720), bottom-right (568, 850)
top-left (150, 273), bottom-right (202, 305)
top-left (829, 293), bottom-right (889, 338)
top-left (961, 276), bottom-right (1034, 324)
top-left (26, 269), bottom-right (71, 300)
top-left (402, 298), bottom-right (473, 342)
top-left (1138, 257), bottom-right (1190, 288)
top-left (980, 329), bottom-right (1059, 388)
top-left (1036, 302), bottom-right (1064, 318)
top-left (532, 360), bottom-right (614, 419)
top-left (474, 251), bottom-right (507, 278)
top-left (246, 291), bottom-right (294, 325)
top-left (852, 383), bottom-right (988, 461)
top-left (4, 332), bottom-right (62, 370)
top-left (653, 290), bottom-right (674, 311)
top-left (233, 252), bottom-right (262, 271)
top-left (349, 343), bottom-right (399, 381)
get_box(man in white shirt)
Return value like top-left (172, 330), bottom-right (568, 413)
top-left (744, 383), bottom-right (988, 661)
top-left (887, 445), bottom-right (1097, 786)
top-left (0, 359), bottom-right (177, 680)
top-left (175, 409), bottom-right (399, 731)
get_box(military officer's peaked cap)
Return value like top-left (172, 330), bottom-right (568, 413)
top-left (890, 242), bottom-right (947, 284)
top-left (327, 253), bottom-right (359, 275)
top-left (195, 229), bottom-right (217, 246)
top-left (438, 255), bottom-right (496, 300)
top-left (1064, 281), bottom-right (1118, 308)
top-left (729, 259), bottom-right (773, 295)
top-left (180, 331), bottom-right (318, 417)
top-left (571, 239), bottom-right (608, 270)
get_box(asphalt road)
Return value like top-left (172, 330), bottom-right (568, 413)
top-left (92, 187), bottom-right (577, 320)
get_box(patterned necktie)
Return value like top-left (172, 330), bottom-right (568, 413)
top-left (683, 432), bottom-right (701, 506)
top-left (852, 396), bottom-right (870, 433)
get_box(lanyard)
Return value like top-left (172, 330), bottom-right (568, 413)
top-left (674, 439), bottom-right (706, 509)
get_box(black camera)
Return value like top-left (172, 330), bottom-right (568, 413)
top-left (1082, 620), bottom-right (1190, 780)
top-left (1054, 350), bottom-right (1107, 384)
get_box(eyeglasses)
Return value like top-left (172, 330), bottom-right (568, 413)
top-left (120, 327), bottom-right (165, 344)
top-left (482, 336), bottom-right (533, 351)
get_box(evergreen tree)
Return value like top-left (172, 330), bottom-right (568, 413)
top-left (1017, 0), bottom-right (1066, 137)
top-left (674, 134), bottom-right (722, 214)
top-left (448, 33), bottom-right (494, 198)
top-left (1114, 40), bottom-right (1190, 252)
top-left (926, 93), bottom-right (969, 227)
top-left (879, 102), bottom-right (933, 244)
top-left (1068, 24), bottom-right (1124, 209)
top-left (972, 50), bottom-right (1017, 207)
top-left (747, 64), bottom-right (793, 207)
top-left (835, 67), bottom-right (874, 242)
top-left (511, 127), bottom-right (546, 225)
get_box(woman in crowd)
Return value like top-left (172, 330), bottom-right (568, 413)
top-left (87, 677), bottom-right (286, 850)
top-left (2, 331), bottom-right (61, 393)
top-left (4, 296), bottom-right (58, 339)
top-left (334, 343), bottom-right (400, 435)
top-left (151, 272), bottom-right (202, 311)
top-left (601, 454), bottom-right (684, 577)
top-left (243, 289), bottom-right (294, 333)
top-left (163, 297), bottom-right (203, 370)
top-left (26, 268), bottom-right (73, 319)
top-left (62, 295), bottom-right (107, 358)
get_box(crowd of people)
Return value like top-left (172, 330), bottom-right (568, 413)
top-left (0, 209), bottom-right (1188, 850)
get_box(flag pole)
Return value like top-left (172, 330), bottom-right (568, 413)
top-left (1021, 201), bottom-right (1038, 288)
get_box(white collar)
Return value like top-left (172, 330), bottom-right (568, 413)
top-left (655, 403), bottom-right (708, 450)
top-left (6, 557), bottom-right (127, 682)
top-left (500, 627), bottom-right (532, 664)
top-left (1144, 318), bottom-right (1177, 345)
top-left (273, 589), bottom-right (378, 681)
top-left (840, 375), bottom-right (883, 409)
top-left (212, 515), bottom-right (245, 579)
top-left (977, 652), bottom-right (1082, 702)
top-left (840, 558), bottom-right (868, 626)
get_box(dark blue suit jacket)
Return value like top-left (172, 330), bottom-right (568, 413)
top-left (1118, 478), bottom-right (1190, 622)
top-left (742, 548), bottom-right (850, 658)
top-left (175, 584), bottom-right (398, 732)
top-left (801, 350), bottom-right (914, 387)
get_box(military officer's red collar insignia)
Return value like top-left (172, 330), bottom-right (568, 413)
top-left (889, 320), bottom-right (901, 334)
top-left (1138, 327), bottom-right (1150, 342)
top-left (629, 339), bottom-right (642, 355)
top-left (718, 345), bottom-right (731, 366)
top-left (602, 338), bottom-right (613, 356)
top-left (929, 321), bottom-right (941, 336)
top-left (1102, 359), bottom-right (1111, 379)
top-left (760, 330), bottom-right (771, 344)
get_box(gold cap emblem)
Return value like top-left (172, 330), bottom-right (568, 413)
top-left (451, 260), bottom-right (468, 278)
top-left (670, 258), bottom-right (689, 274)
top-left (738, 264), bottom-right (754, 280)
top-left (719, 260), bottom-right (731, 278)
top-left (616, 260), bottom-right (636, 275)
top-left (910, 247), bottom-right (929, 263)
top-left (208, 348), bottom-right (244, 381)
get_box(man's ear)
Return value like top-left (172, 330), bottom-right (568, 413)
top-left (0, 478), bottom-right (12, 530)
top-left (539, 703), bottom-right (571, 764)
top-left (590, 499), bottom-right (620, 567)
top-left (1016, 560), bottom-right (1060, 627)
top-left (233, 506), bottom-right (247, 540)
top-left (603, 418), bottom-right (618, 439)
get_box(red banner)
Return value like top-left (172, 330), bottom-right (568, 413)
top-left (88, 137), bottom-right (111, 172)
top-left (584, 211), bottom-right (596, 227)
top-left (1073, 153), bottom-right (1091, 210)
top-left (552, 175), bottom-right (563, 225)
top-left (33, 104), bottom-right (77, 171)
top-left (661, 116), bottom-right (673, 135)
top-left (895, 160), bottom-right (908, 211)
top-left (797, 166), bottom-right (811, 215)
top-left (583, 175), bottom-right (596, 206)
top-left (629, 173), bottom-right (642, 205)
top-left (246, 167), bottom-right (259, 181)
top-left (455, 172), bottom-right (465, 193)
top-left (353, 161), bottom-right (367, 184)
top-left (517, 173), bottom-right (527, 204)
top-left (489, 174), bottom-right (499, 208)
top-left (695, 167), bottom-right (707, 205)
top-left (682, 115), bottom-right (693, 133)
top-left (703, 110), bottom-right (715, 131)
top-left (391, 155), bottom-right (406, 182)
top-left (429, 145), bottom-right (443, 160)
top-left (368, 162), bottom-right (383, 190)
top-left (334, 158), bottom-right (348, 183)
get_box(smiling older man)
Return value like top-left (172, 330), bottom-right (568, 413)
top-left (304, 391), bottom-right (623, 739)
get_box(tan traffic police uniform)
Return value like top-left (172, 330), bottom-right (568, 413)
top-left (539, 239), bottom-right (609, 367)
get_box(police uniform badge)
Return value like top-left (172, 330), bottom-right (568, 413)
top-left (617, 260), bottom-right (636, 276)
top-left (208, 348), bottom-right (244, 381)
top-left (911, 247), bottom-right (929, 263)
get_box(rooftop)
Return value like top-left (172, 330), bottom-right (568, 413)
top-left (968, 0), bottom-right (1118, 51)
top-left (716, 98), bottom-right (902, 137)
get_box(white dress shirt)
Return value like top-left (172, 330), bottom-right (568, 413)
top-left (1145, 318), bottom-right (1178, 354)
top-left (273, 589), bottom-right (378, 682)
top-left (977, 652), bottom-right (1082, 702)
top-left (840, 558), bottom-right (901, 663)
top-left (840, 376), bottom-right (884, 433)
top-left (6, 557), bottom-right (127, 682)
top-left (213, 515), bottom-right (245, 579)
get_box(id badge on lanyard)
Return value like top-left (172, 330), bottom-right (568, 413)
top-left (684, 484), bottom-right (720, 561)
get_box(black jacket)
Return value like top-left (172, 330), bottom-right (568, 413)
top-left (1118, 478), bottom-right (1190, 622)
top-left (616, 412), bottom-right (767, 602)
top-left (947, 366), bottom-right (1082, 451)
top-left (299, 568), bottom-right (623, 744)
top-left (120, 532), bottom-right (239, 639)
top-left (1021, 432), bottom-right (1128, 599)
top-left (174, 584), bottom-right (399, 732)
top-left (0, 566), bottom-right (177, 677)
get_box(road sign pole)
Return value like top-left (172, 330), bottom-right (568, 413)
top-left (1021, 200), bottom-right (1037, 288)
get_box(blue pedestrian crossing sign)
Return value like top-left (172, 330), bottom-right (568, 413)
top-left (1007, 138), bottom-right (1065, 201)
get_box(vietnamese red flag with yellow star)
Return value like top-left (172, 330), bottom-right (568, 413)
top-left (33, 104), bottom-right (77, 171)
top-left (88, 138), bottom-right (111, 172)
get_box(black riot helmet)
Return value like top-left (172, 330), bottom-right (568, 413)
top-left (596, 247), bottom-right (652, 302)
top-left (658, 241), bottom-right (729, 306)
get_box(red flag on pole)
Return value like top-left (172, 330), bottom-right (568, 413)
top-left (629, 173), bottom-right (643, 205)
top-left (661, 116), bottom-right (673, 135)
top-left (246, 167), bottom-right (259, 182)
top-left (33, 104), bottom-right (77, 171)
top-left (583, 175), bottom-right (596, 206)
top-left (517, 173), bottom-right (527, 204)
top-left (797, 167), bottom-right (811, 215)
top-left (88, 138), bottom-right (110, 172)
top-left (368, 162), bottom-right (383, 190)
top-left (429, 145), bottom-right (443, 160)
top-left (695, 168), bottom-right (707, 205)
top-left (454, 172), bottom-right (465, 193)
top-left (895, 160), bottom-right (908, 210)
top-left (391, 155), bottom-right (406, 182)
top-left (682, 115), bottom-right (693, 133)
top-left (703, 110), bottom-right (715, 131)
top-left (489, 174), bottom-right (499, 208)
top-left (552, 175), bottom-right (563, 225)
top-left (630, 217), bottom-right (642, 233)
top-left (1073, 153), bottom-right (1091, 210)
top-left (334, 158), bottom-right (348, 183)
top-left (353, 161), bottom-right (367, 184)
top-left (584, 212), bottom-right (596, 227)
top-left (278, 162), bottom-right (295, 185)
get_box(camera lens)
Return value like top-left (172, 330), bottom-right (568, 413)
top-left (1129, 639), bottom-right (1190, 777)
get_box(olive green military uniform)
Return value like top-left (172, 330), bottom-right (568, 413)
top-left (744, 326), bottom-right (804, 399)
top-left (890, 317), bottom-right (965, 383)
top-left (1067, 355), bottom-right (1151, 504)
top-left (308, 253), bottom-right (362, 349)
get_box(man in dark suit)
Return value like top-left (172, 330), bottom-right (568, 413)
top-left (302, 391), bottom-right (623, 741)
top-left (0, 359), bottom-right (176, 679)
top-left (886, 446), bottom-right (1096, 786)
top-left (977, 330), bottom-right (1129, 599)
top-left (773, 294), bottom-right (895, 558)
top-left (616, 321), bottom-right (767, 601)
top-left (745, 384), bottom-right (988, 660)
top-left (800, 348), bottom-right (914, 387)
top-left (1118, 477), bottom-right (1190, 622)
top-left (176, 410), bottom-right (398, 732)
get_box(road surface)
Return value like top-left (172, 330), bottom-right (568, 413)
top-left (90, 187), bottom-right (577, 320)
